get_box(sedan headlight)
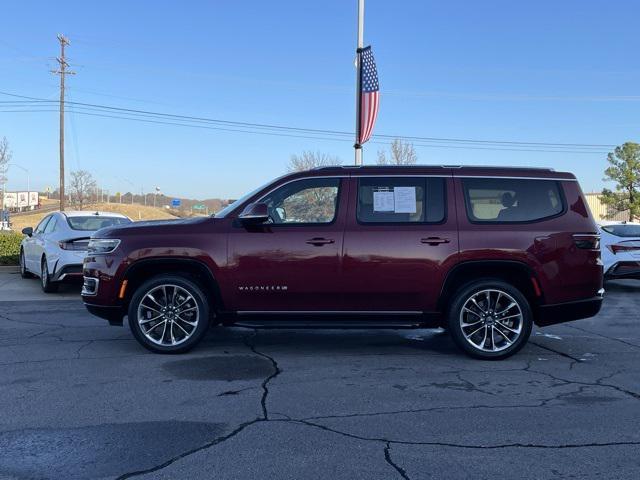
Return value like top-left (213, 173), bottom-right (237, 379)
top-left (87, 238), bottom-right (121, 254)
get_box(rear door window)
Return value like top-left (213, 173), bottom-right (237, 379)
top-left (462, 178), bottom-right (564, 223)
top-left (357, 177), bottom-right (446, 224)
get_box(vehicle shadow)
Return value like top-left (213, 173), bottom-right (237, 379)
top-left (200, 326), bottom-right (460, 356)
top-left (604, 279), bottom-right (640, 293)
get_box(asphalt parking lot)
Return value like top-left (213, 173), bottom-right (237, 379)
top-left (1, 268), bottom-right (639, 480)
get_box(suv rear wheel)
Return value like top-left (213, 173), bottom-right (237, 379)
top-left (447, 279), bottom-right (532, 360)
top-left (128, 275), bottom-right (210, 354)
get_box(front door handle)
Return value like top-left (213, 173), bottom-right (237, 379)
top-left (306, 237), bottom-right (335, 246)
top-left (421, 237), bottom-right (450, 245)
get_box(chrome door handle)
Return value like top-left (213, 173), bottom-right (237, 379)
top-left (421, 237), bottom-right (450, 245)
top-left (306, 237), bottom-right (335, 246)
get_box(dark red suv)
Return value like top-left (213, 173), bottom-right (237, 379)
top-left (82, 166), bottom-right (603, 359)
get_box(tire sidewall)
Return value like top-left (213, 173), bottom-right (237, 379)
top-left (40, 258), bottom-right (58, 293)
top-left (20, 249), bottom-right (28, 278)
top-left (447, 279), bottom-right (533, 360)
top-left (128, 275), bottom-right (210, 354)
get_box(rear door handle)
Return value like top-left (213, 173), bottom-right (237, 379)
top-left (306, 237), bottom-right (335, 246)
top-left (421, 237), bottom-right (450, 245)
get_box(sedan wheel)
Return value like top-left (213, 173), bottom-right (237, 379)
top-left (20, 250), bottom-right (32, 278)
top-left (40, 258), bottom-right (59, 293)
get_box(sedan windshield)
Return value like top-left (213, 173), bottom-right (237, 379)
top-left (66, 216), bottom-right (131, 231)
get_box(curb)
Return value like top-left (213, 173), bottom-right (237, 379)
top-left (0, 265), bottom-right (20, 273)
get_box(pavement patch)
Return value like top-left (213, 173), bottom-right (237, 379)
top-left (0, 421), bottom-right (225, 480)
top-left (162, 354), bottom-right (274, 381)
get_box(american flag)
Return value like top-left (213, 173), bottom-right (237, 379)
top-left (357, 46), bottom-right (380, 145)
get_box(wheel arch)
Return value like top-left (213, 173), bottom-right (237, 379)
top-left (438, 260), bottom-right (542, 313)
top-left (122, 257), bottom-right (224, 313)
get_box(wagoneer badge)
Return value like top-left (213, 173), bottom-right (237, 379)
top-left (238, 285), bottom-right (288, 292)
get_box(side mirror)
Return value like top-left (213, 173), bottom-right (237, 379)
top-left (22, 227), bottom-right (33, 237)
top-left (238, 202), bottom-right (269, 224)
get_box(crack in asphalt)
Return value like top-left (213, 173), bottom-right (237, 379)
top-left (282, 418), bottom-right (640, 450)
top-left (566, 324), bottom-right (640, 350)
top-left (243, 330), bottom-right (282, 420)
top-left (116, 330), bottom-right (284, 479)
top-left (115, 418), bottom-right (263, 480)
top-left (384, 442), bottom-right (411, 480)
top-left (112, 333), bottom-right (640, 479)
top-left (529, 341), bottom-right (583, 368)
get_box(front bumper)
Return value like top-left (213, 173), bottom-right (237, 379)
top-left (84, 303), bottom-right (125, 326)
top-left (535, 289), bottom-right (605, 327)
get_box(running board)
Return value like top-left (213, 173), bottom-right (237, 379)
top-left (230, 312), bottom-right (439, 329)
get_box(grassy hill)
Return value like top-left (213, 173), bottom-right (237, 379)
top-left (11, 203), bottom-right (179, 233)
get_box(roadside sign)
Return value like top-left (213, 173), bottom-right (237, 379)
top-left (171, 199), bottom-right (181, 207)
top-left (193, 204), bottom-right (205, 210)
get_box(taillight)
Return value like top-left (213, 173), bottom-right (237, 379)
top-left (573, 234), bottom-right (600, 250)
top-left (607, 240), bottom-right (640, 255)
top-left (59, 239), bottom-right (90, 251)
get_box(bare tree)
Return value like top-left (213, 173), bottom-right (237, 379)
top-left (287, 151), bottom-right (342, 172)
top-left (377, 139), bottom-right (418, 165)
top-left (0, 137), bottom-right (12, 210)
top-left (69, 170), bottom-right (97, 210)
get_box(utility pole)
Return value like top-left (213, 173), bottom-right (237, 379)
top-left (52, 34), bottom-right (75, 211)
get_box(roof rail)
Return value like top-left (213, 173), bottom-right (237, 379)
top-left (312, 164), bottom-right (555, 172)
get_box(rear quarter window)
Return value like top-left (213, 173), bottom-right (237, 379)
top-left (462, 178), bottom-right (564, 223)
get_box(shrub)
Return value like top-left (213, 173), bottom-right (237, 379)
top-left (0, 232), bottom-right (23, 266)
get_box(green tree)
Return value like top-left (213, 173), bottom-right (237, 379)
top-left (601, 142), bottom-right (640, 221)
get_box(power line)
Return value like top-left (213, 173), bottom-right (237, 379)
top-left (0, 90), bottom-right (617, 153)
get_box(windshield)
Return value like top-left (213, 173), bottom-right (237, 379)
top-left (214, 178), bottom-right (280, 218)
top-left (601, 224), bottom-right (640, 238)
top-left (66, 216), bottom-right (131, 231)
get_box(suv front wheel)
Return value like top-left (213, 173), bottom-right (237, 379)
top-left (447, 279), bottom-right (533, 360)
top-left (128, 275), bottom-right (210, 354)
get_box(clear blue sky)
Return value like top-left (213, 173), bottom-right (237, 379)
top-left (1, 0), bottom-right (638, 199)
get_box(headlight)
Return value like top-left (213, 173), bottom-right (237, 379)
top-left (87, 238), bottom-right (121, 254)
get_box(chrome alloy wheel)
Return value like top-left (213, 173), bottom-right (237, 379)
top-left (459, 289), bottom-right (523, 353)
top-left (137, 284), bottom-right (200, 347)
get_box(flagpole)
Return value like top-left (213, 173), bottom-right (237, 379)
top-left (354, 0), bottom-right (364, 166)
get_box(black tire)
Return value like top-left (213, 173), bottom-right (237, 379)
top-left (447, 279), bottom-right (533, 360)
top-left (128, 274), bottom-right (210, 354)
top-left (20, 249), bottom-right (33, 278)
top-left (40, 257), bottom-right (59, 293)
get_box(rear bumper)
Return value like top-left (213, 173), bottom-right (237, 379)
top-left (605, 261), bottom-right (640, 280)
top-left (52, 263), bottom-right (83, 282)
top-left (535, 289), bottom-right (604, 327)
top-left (84, 303), bottom-right (125, 326)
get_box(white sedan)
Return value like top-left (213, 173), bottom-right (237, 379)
top-left (20, 211), bottom-right (131, 292)
top-left (599, 221), bottom-right (640, 281)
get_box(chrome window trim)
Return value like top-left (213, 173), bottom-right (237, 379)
top-left (453, 175), bottom-right (577, 182)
